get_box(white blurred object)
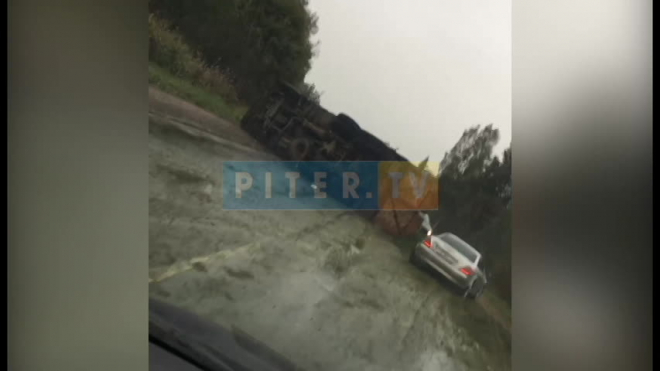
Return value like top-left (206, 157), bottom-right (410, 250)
top-left (418, 211), bottom-right (432, 234)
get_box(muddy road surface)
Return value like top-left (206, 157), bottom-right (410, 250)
top-left (148, 87), bottom-right (511, 371)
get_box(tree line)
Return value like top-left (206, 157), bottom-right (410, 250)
top-left (149, 0), bottom-right (321, 104)
top-left (432, 124), bottom-right (512, 303)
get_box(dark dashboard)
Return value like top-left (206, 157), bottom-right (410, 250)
top-left (149, 299), bottom-right (304, 371)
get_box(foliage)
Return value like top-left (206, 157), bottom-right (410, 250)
top-left (472, 208), bottom-right (511, 303)
top-left (431, 124), bottom-right (512, 303)
top-left (149, 63), bottom-right (247, 121)
top-left (440, 124), bottom-right (500, 179)
top-left (149, 0), bottom-right (319, 104)
top-left (149, 14), bottom-right (242, 109)
top-left (148, 14), bottom-right (202, 77)
top-left (299, 81), bottom-right (322, 104)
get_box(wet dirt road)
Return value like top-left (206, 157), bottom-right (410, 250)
top-left (148, 88), bottom-right (511, 371)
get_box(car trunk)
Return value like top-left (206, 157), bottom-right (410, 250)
top-left (432, 236), bottom-right (477, 270)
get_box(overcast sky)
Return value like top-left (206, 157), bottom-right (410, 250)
top-left (305, 0), bottom-right (511, 163)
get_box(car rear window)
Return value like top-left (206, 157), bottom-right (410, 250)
top-left (440, 234), bottom-right (479, 262)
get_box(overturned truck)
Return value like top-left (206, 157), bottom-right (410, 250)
top-left (240, 81), bottom-right (435, 236)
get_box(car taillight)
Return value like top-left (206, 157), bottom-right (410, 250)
top-left (460, 267), bottom-right (475, 276)
top-left (423, 238), bottom-right (432, 248)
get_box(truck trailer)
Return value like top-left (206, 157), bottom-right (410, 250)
top-left (240, 81), bottom-right (436, 236)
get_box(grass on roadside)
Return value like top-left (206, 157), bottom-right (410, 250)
top-left (149, 63), bottom-right (248, 122)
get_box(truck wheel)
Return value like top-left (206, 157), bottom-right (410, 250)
top-left (289, 137), bottom-right (312, 161)
top-left (313, 147), bottom-right (332, 161)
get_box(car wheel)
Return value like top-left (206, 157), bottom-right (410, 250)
top-left (467, 279), bottom-right (485, 299)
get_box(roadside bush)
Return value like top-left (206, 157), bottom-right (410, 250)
top-left (430, 126), bottom-right (512, 305)
top-left (148, 14), bottom-right (241, 106)
top-left (148, 14), bottom-right (199, 76)
top-left (472, 209), bottom-right (511, 304)
top-left (149, 0), bottom-right (319, 104)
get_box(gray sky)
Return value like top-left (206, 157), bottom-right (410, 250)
top-left (305, 0), bottom-right (511, 163)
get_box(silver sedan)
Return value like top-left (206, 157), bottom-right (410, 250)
top-left (409, 232), bottom-right (487, 298)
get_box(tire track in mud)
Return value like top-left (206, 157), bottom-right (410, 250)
top-left (149, 210), bottom-right (355, 284)
top-left (397, 286), bottom-right (437, 351)
top-left (149, 112), bottom-right (269, 158)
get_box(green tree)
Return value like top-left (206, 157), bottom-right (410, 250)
top-left (430, 125), bottom-right (512, 304)
top-left (299, 81), bottom-right (322, 104)
top-left (149, 0), bottom-right (319, 103)
top-left (440, 124), bottom-right (500, 179)
top-left (473, 208), bottom-right (511, 304)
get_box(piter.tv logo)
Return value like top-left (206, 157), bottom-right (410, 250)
top-left (222, 161), bottom-right (439, 210)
